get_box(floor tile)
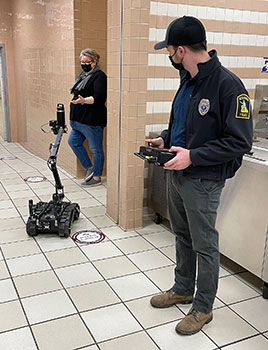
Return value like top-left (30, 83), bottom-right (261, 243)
top-left (81, 240), bottom-right (123, 261)
top-left (136, 221), bottom-right (167, 235)
top-left (12, 196), bottom-right (39, 207)
top-left (101, 226), bottom-right (138, 240)
top-left (126, 295), bottom-right (184, 328)
top-left (65, 191), bottom-right (92, 201)
top-left (213, 297), bottom-right (225, 309)
top-left (82, 205), bottom-right (106, 217)
top-left (145, 265), bottom-right (174, 291)
top-left (32, 314), bottom-right (94, 350)
top-left (13, 270), bottom-right (62, 298)
top-left (1, 239), bottom-right (41, 259)
top-left (0, 217), bottom-right (25, 230)
top-left (127, 249), bottom-right (173, 271)
top-left (0, 327), bottom-right (37, 350)
top-left (8, 189), bottom-right (35, 200)
top-left (0, 227), bottom-right (29, 244)
top-left (45, 247), bottom-right (88, 268)
top-left (4, 183), bottom-right (30, 192)
top-left (0, 191), bottom-right (9, 200)
top-left (108, 273), bottom-right (159, 301)
top-left (6, 254), bottom-right (51, 276)
top-left (223, 335), bottom-right (268, 349)
top-left (0, 278), bottom-right (18, 302)
top-left (21, 290), bottom-right (77, 324)
top-left (0, 300), bottom-right (27, 332)
top-left (0, 172), bottom-right (22, 181)
top-left (203, 307), bottom-right (257, 347)
top-left (219, 266), bottom-right (232, 278)
top-left (160, 245), bottom-right (176, 262)
top-left (99, 331), bottom-right (159, 350)
top-left (148, 320), bottom-right (217, 350)
top-left (71, 216), bottom-right (97, 231)
top-left (93, 255), bottom-right (139, 279)
top-left (81, 303), bottom-right (142, 342)
top-left (76, 197), bottom-right (102, 208)
top-left (143, 230), bottom-right (175, 248)
top-left (2, 139), bottom-right (268, 350)
top-left (0, 199), bottom-right (14, 209)
top-left (230, 296), bottom-right (268, 332)
top-left (0, 260), bottom-right (9, 279)
top-left (113, 235), bottom-right (155, 254)
top-left (89, 215), bottom-right (115, 228)
top-left (16, 205), bottom-right (30, 216)
top-left (67, 280), bottom-right (120, 312)
top-left (0, 207), bottom-right (20, 219)
top-left (217, 275), bottom-right (260, 304)
top-left (55, 262), bottom-right (103, 288)
top-left (35, 235), bottom-right (76, 252)
top-left (94, 194), bottom-right (106, 205)
top-left (235, 271), bottom-right (263, 293)
top-left (85, 186), bottom-right (107, 198)
top-left (75, 346), bottom-right (98, 350)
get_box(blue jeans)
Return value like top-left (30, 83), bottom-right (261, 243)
top-left (68, 120), bottom-right (104, 177)
top-left (167, 170), bottom-right (225, 314)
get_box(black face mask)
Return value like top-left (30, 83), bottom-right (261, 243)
top-left (81, 64), bottom-right (92, 73)
top-left (168, 47), bottom-right (184, 71)
top-left (168, 55), bottom-right (184, 71)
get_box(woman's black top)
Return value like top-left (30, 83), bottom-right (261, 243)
top-left (70, 69), bottom-right (107, 127)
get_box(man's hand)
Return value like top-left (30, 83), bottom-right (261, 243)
top-left (145, 137), bottom-right (164, 149)
top-left (164, 146), bottom-right (192, 170)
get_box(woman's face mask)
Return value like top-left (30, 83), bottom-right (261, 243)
top-left (81, 63), bottom-right (92, 72)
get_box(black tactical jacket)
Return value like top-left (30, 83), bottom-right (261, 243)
top-left (161, 50), bottom-right (253, 181)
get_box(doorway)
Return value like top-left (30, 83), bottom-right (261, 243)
top-left (0, 44), bottom-right (11, 141)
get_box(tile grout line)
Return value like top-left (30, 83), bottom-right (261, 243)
top-left (0, 246), bottom-right (40, 350)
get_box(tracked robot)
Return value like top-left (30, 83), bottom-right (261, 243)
top-left (26, 104), bottom-right (80, 237)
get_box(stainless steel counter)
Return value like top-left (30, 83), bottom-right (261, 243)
top-left (217, 138), bottom-right (268, 297)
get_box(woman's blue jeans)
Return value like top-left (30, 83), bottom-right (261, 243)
top-left (68, 120), bottom-right (104, 177)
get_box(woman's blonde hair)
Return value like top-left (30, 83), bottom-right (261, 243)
top-left (80, 48), bottom-right (100, 64)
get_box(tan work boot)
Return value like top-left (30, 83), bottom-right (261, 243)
top-left (150, 290), bottom-right (193, 308)
top-left (175, 307), bottom-right (213, 335)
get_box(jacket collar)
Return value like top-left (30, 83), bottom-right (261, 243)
top-left (196, 49), bottom-right (221, 79)
top-left (180, 49), bottom-right (221, 82)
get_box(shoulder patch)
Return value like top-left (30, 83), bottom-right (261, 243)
top-left (235, 94), bottom-right (250, 119)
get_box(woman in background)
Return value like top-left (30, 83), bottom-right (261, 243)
top-left (68, 48), bottom-right (107, 186)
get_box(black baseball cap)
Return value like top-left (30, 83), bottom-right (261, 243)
top-left (154, 16), bottom-right (206, 50)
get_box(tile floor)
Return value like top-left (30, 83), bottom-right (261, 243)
top-left (0, 138), bottom-right (268, 350)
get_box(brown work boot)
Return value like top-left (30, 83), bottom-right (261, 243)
top-left (150, 290), bottom-right (193, 308)
top-left (175, 307), bottom-right (213, 335)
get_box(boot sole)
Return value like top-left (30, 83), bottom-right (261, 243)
top-left (150, 299), bottom-right (193, 308)
top-left (175, 315), bottom-right (213, 335)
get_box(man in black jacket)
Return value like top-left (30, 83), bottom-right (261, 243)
top-left (147, 16), bottom-right (252, 335)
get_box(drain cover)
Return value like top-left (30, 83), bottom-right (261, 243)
top-left (24, 176), bottom-right (47, 183)
top-left (72, 230), bottom-right (105, 244)
top-left (0, 156), bottom-right (17, 160)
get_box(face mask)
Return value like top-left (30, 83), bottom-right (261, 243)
top-left (168, 47), bottom-right (184, 71)
top-left (168, 55), bottom-right (184, 71)
top-left (81, 64), bottom-right (92, 73)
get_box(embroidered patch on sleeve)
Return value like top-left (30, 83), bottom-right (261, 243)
top-left (235, 94), bottom-right (250, 119)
